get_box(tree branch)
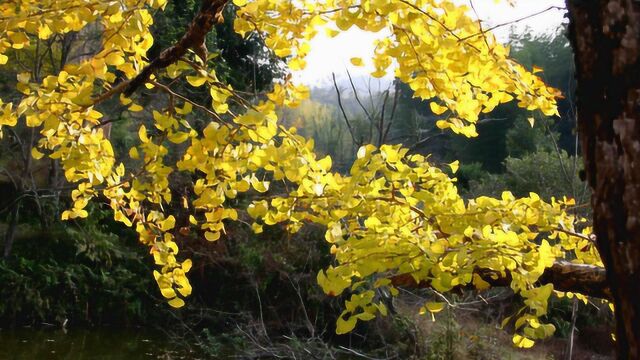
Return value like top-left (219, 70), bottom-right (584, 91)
top-left (381, 80), bottom-right (400, 144)
top-left (124, 0), bottom-right (227, 96)
top-left (91, 0), bottom-right (227, 106)
top-left (332, 72), bottom-right (361, 147)
top-left (89, 0), bottom-right (228, 105)
top-left (392, 260), bottom-right (611, 300)
top-left (457, 6), bottom-right (567, 43)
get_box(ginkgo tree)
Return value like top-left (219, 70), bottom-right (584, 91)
top-left (0, 0), bottom-right (637, 357)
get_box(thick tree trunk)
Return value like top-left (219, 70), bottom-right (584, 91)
top-left (566, 1), bottom-right (640, 358)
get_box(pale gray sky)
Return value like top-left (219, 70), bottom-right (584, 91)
top-left (294, 0), bottom-right (567, 86)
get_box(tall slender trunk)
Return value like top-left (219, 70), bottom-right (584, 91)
top-left (3, 203), bottom-right (20, 258)
top-left (566, 1), bottom-right (640, 358)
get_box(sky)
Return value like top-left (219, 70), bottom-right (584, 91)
top-left (294, 0), bottom-right (567, 87)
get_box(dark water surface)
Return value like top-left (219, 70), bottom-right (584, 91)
top-left (0, 327), bottom-right (201, 360)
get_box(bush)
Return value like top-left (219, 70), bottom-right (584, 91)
top-left (0, 205), bottom-right (158, 327)
top-left (466, 150), bottom-right (587, 204)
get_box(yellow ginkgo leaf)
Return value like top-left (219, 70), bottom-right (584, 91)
top-left (168, 297), bottom-right (185, 308)
top-left (186, 75), bottom-right (207, 87)
top-left (513, 334), bottom-right (535, 349)
top-left (336, 315), bottom-right (357, 334)
top-left (205, 231), bottom-right (220, 241)
top-left (425, 302), bottom-right (445, 313)
top-left (430, 102), bottom-right (449, 115)
top-left (182, 259), bottom-right (193, 272)
top-left (31, 147), bottom-right (44, 160)
top-left (472, 274), bottom-right (491, 291)
top-left (449, 160), bottom-right (459, 174)
top-left (350, 57), bottom-right (364, 66)
top-left (159, 216), bottom-right (176, 231)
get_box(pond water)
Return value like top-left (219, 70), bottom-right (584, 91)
top-left (0, 327), bottom-right (203, 360)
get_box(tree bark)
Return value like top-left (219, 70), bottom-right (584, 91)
top-left (566, 1), bottom-right (640, 358)
top-left (391, 260), bottom-right (611, 300)
top-left (123, 0), bottom-right (226, 96)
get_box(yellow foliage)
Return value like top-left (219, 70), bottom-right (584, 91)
top-left (0, 0), bottom-right (599, 348)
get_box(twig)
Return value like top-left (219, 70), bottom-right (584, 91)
top-left (286, 274), bottom-right (316, 338)
top-left (337, 346), bottom-right (393, 360)
top-left (457, 6), bottom-right (567, 42)
top-left (346, 69), bottom-right (375, 125)
top-left (468, 0), bottom-right (491, 51)
top-left (377, 90), bottom-right (390, 146)
top-left (254, 283), bottom-right (269, 339)
top-left (408, 132), bottom-right (445, 153)
top-left (92, 80), bottom-right (132, 106)
top-left (397, 0), bottom-right (461, 41)
top-left (382, 81), bottom-right (400, 143)
top-left (397, 0), bottom-right (481, 52)
top-left (554, 227), bottom-right (596, 243)
top-left (565, 298), bottom-right (578, 360)
top-left (542, 115), bottom-right (576, 197)
top-left (149, 80), bottom-right (234, 127)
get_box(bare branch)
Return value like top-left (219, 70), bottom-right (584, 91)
top-left (332, 72), bottom-right (361, 147)
top-left (382, 81), bottom-right (400, 143)
top-left (408, 132), bottom-right (446, 153)
top-left (377, 90), bottom-right (390, 146)
top-left (458, 6), bottom-right (567, 42)
top-left (346, 69), bottom-right (375, 125)
top-left (150, 80), bottom-right (234, 127)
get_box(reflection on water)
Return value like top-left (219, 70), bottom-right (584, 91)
top-left (0, 327), bottom-right (200, 360)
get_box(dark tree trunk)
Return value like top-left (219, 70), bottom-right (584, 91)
top-left (566, 1), bottom-right (640, 358)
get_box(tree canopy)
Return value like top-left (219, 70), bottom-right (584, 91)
top-left (0, 0), bottom-right (608, 350)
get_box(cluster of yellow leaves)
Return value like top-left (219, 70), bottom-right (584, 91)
top-left (250, 142), bottom-right (595, 344)
top-left (0, 0), bottom-right (604, 348)
top-left (233, 0), bottom-right (561, 137)
top-left (0, 98), bottom-right (15, 138)
top-left (0, 0), bottom-right (196, 307)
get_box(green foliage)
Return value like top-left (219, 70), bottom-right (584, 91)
top-left (508, 28), bottom-right (576, 153)
top-left (466, 150), bottom-right (585, 202)
top-left (212, 5), bottom-right (285, 92)
top-left (505, 117), bottom-right (554, 159)
top-left (0, 205), bottom-right (157, 326)
top-left (196, 328), bottom-right (247, 357)
top-left (455, 162), bottom-right (485, 190)
top-left (425, 310), bottom-right (463, 360)
top-left (458, 114), bottom-right (587, 205)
